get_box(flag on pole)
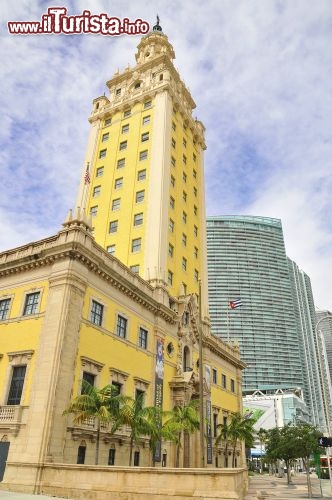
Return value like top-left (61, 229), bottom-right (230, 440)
top-left (84, 163), bottom-right (91, 185)
top-left (229, 298), bottom-right (243, 309)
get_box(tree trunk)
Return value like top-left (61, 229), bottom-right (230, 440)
top-left (232, 439), bottom-right (237, 467)
top-left (95, 420), bottom-right (100, 465)
top-left (129, 437), bottom-right (133, 466)
top-left (285, 460), bottom-right (292, 484)
top-left (304, 458), bottom-right (312, 498)
top-left (175, 432), bottom-right (182, 468)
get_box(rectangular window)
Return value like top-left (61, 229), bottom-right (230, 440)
top-left (183, 191), bottom-right (187, 202)
top-left (0, 298), bottom-right (11, 320)
top-left (222, 374), bottom-right (226, 389)
top-left (116, 88), bottom-right (121, 95)
top-left (170, 197), bottom-right (175, 209)
top-left (136, 190), bottom-right (145, 203)
top-left (122, 124), bottom-right (129, 134)
top-left (132, 238), bottom-right (141, 252)
top-left (107, 244), bottom-right (115, 255)
top-left (119, 141), bottom-right (127, 151)
top-left (90, 299), bottom-right (103, 326)
top-left (168, 270), bottom-right (173, 286)
top-left (182, 257), bottom-right (187, 271)
top-left (171, 138), bottom-right (176, 149)
top-left (231, 379), bottom-right (235, 393)
top-left (117, 158), bottom-right (125, 169)
top-left (139, 150), bottom-right (148, 161)
top-left (137, 170), bottom-right (146, 181)
top-left (109, 220), bottom-right (118, 233)
top-left (141, 132), bottom-right (149, 142)
top-left (172, 121), bottom-right (176, 131)
top-left (194, 269), bottom-right (199, 281)
top-left (112, 198), bottom-right (121, 211)
top-left (168, 243), bottom-right (174, 257)
top-left (193, 153), bottom-right (197, 162)
top-left (108, 448), bottom-right (116, 466)
top-left (82, 371), bottom-right (95, 393)
top-left (96, 166), bottom-right (104, 177)
top-left (193, 169), bottom-right (197, 178)
top-left (90, 206), bottom-right (98, 217)
top-left (183, 283), bottom-right (187, 294)
top-left (123, 109), bottom-right (131, 118)
top-left (77, 445), bottom-right (86, 464)
top-left (7, 365), bottom-right (26, 405)
top-left (134, 451), bottom-right (140, 466)
top-left (170, 175), bottom-right (175, 187)
top-left (183, 138), bottom-right (187, 148)
top-left (194, 225), bottom-right (198, 237)
top-left (169, 219), bottom-right (174, 232)
top-left (183, 154), bottom-right (187, 165)
top-left (171, 156), bottom-right (176, 167)
top-left (114, 177), bottom-right (123, 189)
top-left (193, 186), bottom-right (197, 197)
top-left (116, 315), bottom-right (127, 338)
top-left (144, 101), bottom-right (152, 109)
top-left (138, 327), bottom-right (148, 349)
top-left (182, 233), bottom-right (187, 246)
top-left (142, 115), bottom-right (150, 125)
top-left (212, 368), bottom-right (217, 384)
top-left (182, 211), bottom-right (187, 223)
top-left (183, 172), bottom-right (187, 183)
top-left (23, 292), bottom-right (40, 315)
top-left (194, 246), bottom-right (198, 258)
top-left (102, 132), bottom-right (109, 142)
top-left (93, 185), bottom-right (101, 197)
top-left (130, 264), bottom-right (140, 274)
top-left (105, 117), bottom-right (112, 126)
top-left (194, 205), bottom-right (198, 215)
top-left (134, 213), bottom-right (143, 226)
top-left (99, 149), bottom-right (107, 159)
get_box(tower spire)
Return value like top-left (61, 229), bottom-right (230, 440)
top-left (153, 15), bottom-right (162, 32)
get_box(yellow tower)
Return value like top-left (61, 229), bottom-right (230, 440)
top-left (76, 19), bottom-right (209, 316)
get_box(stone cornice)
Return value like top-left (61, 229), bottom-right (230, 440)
top-left (0, 226), bottom-right (177, 325)
top-left (202, 334), bottom-right (246, 370)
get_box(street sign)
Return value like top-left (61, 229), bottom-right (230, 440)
top-left (318, 437), bottom-right (332, 447)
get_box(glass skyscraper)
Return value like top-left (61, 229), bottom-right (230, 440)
top-left (207, 215), bottom-right (325, 427)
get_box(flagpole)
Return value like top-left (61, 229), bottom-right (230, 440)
top-left (227, 309), bottom-right (230, 342)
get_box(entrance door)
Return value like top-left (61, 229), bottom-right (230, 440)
top-left (0, 442), bottom-right (10, 481)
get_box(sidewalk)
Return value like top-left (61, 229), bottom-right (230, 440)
top-left (245, 473), bottom-right (332, 500)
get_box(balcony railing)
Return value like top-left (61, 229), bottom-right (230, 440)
top-left (0, 405), bottom-right (26, 436)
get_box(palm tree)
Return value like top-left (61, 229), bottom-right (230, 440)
top-left (216, 413), bottom-right (255, 467)
top-left (116, 393), bottom-right (162, 466)
top-left (163, 399), bottom-right (200, 468)
top-left (228, 412), bottom-right (255, 467)
top-left (63, 380), bottom-right (126, 465)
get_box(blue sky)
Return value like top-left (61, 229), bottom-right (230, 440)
top-left (1, 0), bottom-right (332, 309)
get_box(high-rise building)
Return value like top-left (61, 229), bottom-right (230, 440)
top-left (315, 310), bottom-right (332, 431)
top-left (206, 215), bottom-right (325, 428)
top-left (76, 20), bottom-right (209, 316)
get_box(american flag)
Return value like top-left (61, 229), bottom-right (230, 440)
top-left (229, 298), bottom-right (243, 309)
top-left (84, 163), bottom-right (91, 185)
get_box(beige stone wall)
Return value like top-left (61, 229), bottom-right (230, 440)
top-left (1, 462), bottom-right (248, 500)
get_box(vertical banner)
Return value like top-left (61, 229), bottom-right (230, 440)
top-left (205, 365), bottom-right (212, 464)
top-left (154, 338), bottom-right (164, 462)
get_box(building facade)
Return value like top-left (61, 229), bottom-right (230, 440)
top-left (315, 310), bottom-right (332, 432)
top-left (0, 25), bottom-right (246, 493)
top-left (206, 215), bottom-right (325, 428)
top-left (76, 21), bottom-right (209, 317)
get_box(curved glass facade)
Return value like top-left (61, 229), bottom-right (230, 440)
top-left (206, 215), bottom-right (325, 427)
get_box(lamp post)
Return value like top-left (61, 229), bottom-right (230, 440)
top-left (315, 314), bottom-right (332, 492)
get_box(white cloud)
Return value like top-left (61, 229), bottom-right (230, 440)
top-left (1, 0), bottom-right (331, 308)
